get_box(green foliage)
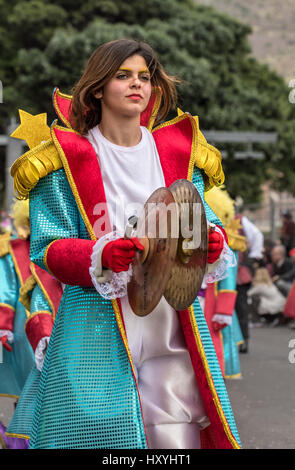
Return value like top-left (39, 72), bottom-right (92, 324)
top-left (0, 0), bottom-right (294, 202)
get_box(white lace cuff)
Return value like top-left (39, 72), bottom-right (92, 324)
top-left (0, 330), bottom-right (14, 343)
top-left (212, 314), bottom-right (233, 327)
top-left (35, 336), bottom-right (50, 372)
top-left (205, 226), bottom-right (236, 284)
top-left (89, 231), bottom-right (133, 300)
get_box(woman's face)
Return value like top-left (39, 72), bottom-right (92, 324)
top-left (95, 54), bottom-right (152, 120)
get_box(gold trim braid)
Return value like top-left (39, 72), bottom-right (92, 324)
top-left (19, 274), bottom-right (37, 311)
top-left (188, 306), bottom-right (240, 449)
top-left (11, 138), bottom-right (62, 200)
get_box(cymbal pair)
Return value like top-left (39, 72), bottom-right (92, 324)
top-left (127, 180), bottom-right (208, 316)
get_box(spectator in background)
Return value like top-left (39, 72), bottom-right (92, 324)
top-left (247, 267), bottom-right (286, 327)
top-left (263, 238), bottom-right (276, 271)
top-left (271, 245), bottom-right (295, 297)
top-left (281, 211), bottom-right (295, 255)
top-left (235, 209), bottom-right (264, 353)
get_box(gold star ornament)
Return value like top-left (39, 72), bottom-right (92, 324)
top-left (10, 109), bottom-right (51, 149)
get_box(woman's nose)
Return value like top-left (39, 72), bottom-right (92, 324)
top-left (130, 76), bottom-right (141, 87)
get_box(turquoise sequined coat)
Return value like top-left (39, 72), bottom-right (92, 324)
top-left (11, 90), bottom-right (241, 449)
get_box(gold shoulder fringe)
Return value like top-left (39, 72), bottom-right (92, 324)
top-left (225, 218), bottom-right (247, 252)
top-left (0, 232), bottom-right (11, 257)
top-left (227, 232), bottom-right (247, 252)
top-left (19, 274), bottom-right (37, 311)
top-left (10, 139), bottom-right (63, 200)
top-left (194, 118), bottom-right (225, 191)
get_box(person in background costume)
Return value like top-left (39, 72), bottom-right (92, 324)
top-left (0, 200), bottom-right (62, 449)
top-left (0, 200), bottom-right (34, 449)
top-left (235, 206), bottom-right (264, 353)
top-left (204, 186), bottom-right (246, 379)
top-left (11, 39), bottom-right (241, 449)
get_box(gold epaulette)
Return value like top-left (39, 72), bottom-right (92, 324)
top-left (225, 219), bottom-right (247, 252)
top-left (11, 139), bottom-right (63, 200)
top-left (194, 122), bottom-right (225, 192)
top-left (176, 109), bottom-right (225, 191)
top-left (0, 232), bottom-right (11, 257)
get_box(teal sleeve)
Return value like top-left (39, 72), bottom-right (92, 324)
top-left (30, 284), bottom-right (52, 315)
top-left (29, 168), bottom-right (81, 271)
top-left (0, 253), bottom-right (19, 310)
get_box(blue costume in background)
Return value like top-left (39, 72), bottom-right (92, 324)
top-left (0, 236), bottom-right (34, 399)
top-left (221, 252), bottom-right (244, 379)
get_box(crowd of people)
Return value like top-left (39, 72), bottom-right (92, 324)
top-left (240, 211), bottom-right (295, 352)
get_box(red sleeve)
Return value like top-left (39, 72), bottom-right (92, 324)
top-left (25, 312), bottom-right (54, 352)
top-left (0, 304), bottom-right (15, 332)
top-left (215, 290), bottom-right (237, 316)
top-left (44, 239), bottom-right (97, 286)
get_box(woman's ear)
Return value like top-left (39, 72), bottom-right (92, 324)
top-left (94, 89), bottom-right (103, 99)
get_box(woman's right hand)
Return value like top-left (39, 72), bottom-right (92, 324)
top-left (102, 237), bottom-right (144, 273)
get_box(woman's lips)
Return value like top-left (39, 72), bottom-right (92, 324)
top-left (127, 94), bottom-right (142, 100)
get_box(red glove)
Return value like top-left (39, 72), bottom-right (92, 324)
top-left (207, 230), bottom-right (224, 264)
top-left (0, 335), bottom-right (12, 352)
top-left (102, 238), bottom-right (144, 273)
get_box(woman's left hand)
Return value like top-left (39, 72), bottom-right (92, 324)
top-left (207, 230), bottom-right (224, 264)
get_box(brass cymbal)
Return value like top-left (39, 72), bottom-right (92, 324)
top-left (127, 187), bottom-right (178, 316)
top-left (163, 179), bottom-right (208, 310)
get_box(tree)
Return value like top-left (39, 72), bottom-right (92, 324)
top-left (1, 0), bottom-right (295, 203)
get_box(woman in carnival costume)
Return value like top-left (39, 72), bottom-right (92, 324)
top-left (0, 200), bottom-right (62, 449)
top-left (11, 39), bottom-right (241, 449)
top-left (204, 186), bottom-right (246, 379)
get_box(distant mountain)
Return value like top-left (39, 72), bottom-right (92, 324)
top-left (195, 0), bottom-right (295, 83)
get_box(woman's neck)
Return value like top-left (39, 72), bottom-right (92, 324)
top-left (98, 114), bottom-right (142, 147)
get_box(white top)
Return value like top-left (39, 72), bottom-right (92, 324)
top-left (87, 126), bottom-right (166, 233)
top-left (86, 126), bottom-right (209, 449)
top-left (241, 216), bottom-right (264, 259)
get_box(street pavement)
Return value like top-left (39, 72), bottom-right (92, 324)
top-left (1, 324), bottom-right (295, 449)
top-left (227, 323), bottom-right (295, 449)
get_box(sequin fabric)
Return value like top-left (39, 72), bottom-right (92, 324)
top-left (6, 284), bottom-right (51, 438)
top-left (29, 169), bottom-right (146, 449)
top-left (27, 166), bottom-right (240, 449)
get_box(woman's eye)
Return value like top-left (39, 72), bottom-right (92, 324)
top-left (140, 75), bottom-right (150, 81)
top-left (116, 73), bottom-right (128, 79)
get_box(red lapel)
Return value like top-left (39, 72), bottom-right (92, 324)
top-left (9, 239), bottom-right (31, 285)
top-left (32, 263), bottom-right (63, 319)
top-left (152, 114), bottom-right (194, 187)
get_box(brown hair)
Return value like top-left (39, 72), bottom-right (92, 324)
top-left (69, 39), bottom-right (180, 135)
